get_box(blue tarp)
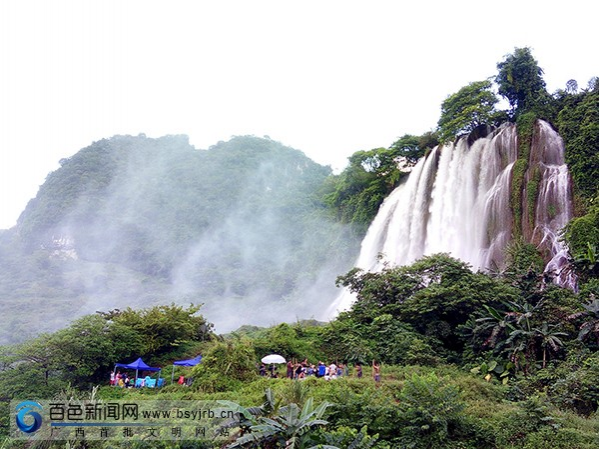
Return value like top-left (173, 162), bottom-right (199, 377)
top-left (115, 357), bottom-right (161, 372)
top-left (173, 355), bottom-right (202, 367)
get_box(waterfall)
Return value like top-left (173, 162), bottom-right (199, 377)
top-left (326, 121), bottom-right (574, 316)
top-left (530, 121), bottom-right (576, 288)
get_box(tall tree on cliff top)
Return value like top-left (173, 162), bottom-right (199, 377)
top-left (495, 47), bottom-right (548, 117)
top-left (437, 80), bottom-right (500, 143)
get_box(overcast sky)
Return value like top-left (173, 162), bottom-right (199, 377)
top-left (0, 0), bottom-right (596, 229)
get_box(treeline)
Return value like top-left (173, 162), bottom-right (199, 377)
top-left (0, 304), bottom-right (211, 397)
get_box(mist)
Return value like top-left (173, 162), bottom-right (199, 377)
top-left (0, 134), bottom-right (360, 343)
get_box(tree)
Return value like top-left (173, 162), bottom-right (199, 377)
top-left (473, 304), bottom-right (514, 350)
top-left (533, 323), bottom-right (567, 368)
top-left (107, 303), bottom-right (212, 359)
top-left (251, 322), bottom-right (326, 364)
top-left (322, 147), bottom-right (407, 234)
top-left (573, 243), bottom-right (599, 281)
top-left (396, 372), bottom-right (466, 449)
top-left (0, 305), bottom-right (215, 391)
top-left (563, 205), bottom-right (599, 282)
top-left (49, 314), bottom-right (144, 385)
top-left (567, 295), bottom-right (599, 346)
top-left (495, 47), bottom-right (548, 116)
top-left (337, 254), bottom-right (519, 354)
top-left (437, 80), bottom-right (499, 142)
top-left (565, 79), bottom-right (578, 94)
top-left (192, 339), bottom-right (257, 392)
top-left (389, 134), bottom-right (425, 165)
top-left (500, 300), bottom-right (555, 374)
top-left (417, 131), bottom-right (440, 152)
top-left (503, 239), bottom-right (545, 300)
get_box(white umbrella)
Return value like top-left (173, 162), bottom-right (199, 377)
top-left (261, 354), bottom-right (286, 364)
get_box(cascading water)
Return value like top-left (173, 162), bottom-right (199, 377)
top-left (326, 120), bottom-right (574, 316)
top-left (529, 121), bottom-right (576, 288)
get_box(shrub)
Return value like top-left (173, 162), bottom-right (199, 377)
top-left (394, 372), bottom-right (466, 448)
top-left (191, 339), bottom-right (257, 393)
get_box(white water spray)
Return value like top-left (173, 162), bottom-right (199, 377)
top-left (326, 121), bottom-right (574, 317)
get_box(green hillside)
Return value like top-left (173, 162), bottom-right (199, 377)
top-left (0, 135), bottom-right (360, 344)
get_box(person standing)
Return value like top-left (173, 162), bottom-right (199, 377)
top-left (355, 363), bottom-right (363, 378)
top-left (317, 362), bottom-right (326, 378)
top-left (295, 362), bottom-right (304, 379)
top-left (372, 360), bottom-right (381, 384)
top-left (328, 362), bottom-right (337, 380)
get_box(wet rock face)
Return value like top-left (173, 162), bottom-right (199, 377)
top-left (467, 124), bottom-right (495, 147)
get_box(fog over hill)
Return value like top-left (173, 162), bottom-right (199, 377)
top-left (0, 134), bottom-right (360, 344)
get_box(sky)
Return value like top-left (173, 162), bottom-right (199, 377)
top-left (0, 0), bottom-right (597, 230)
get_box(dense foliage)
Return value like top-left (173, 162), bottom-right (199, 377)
top-left (437, 80), bottom-right (501, 143)
top-left (336, 254), bottom-right (520, 357)
top-left (0, 304), bottom-right (211, 395)
top-left (1, 47), bottom-right (596, 348)
top-left (17, 134), bottom-right (345, 279)
top-left (321, 147), bottom-right (406, 235)
top-left (556, 82), bottom-right (599, 201)
top-left (322, 134), bottom-right (438, 234)
top-left (495, 47), bottom-right (549, 118)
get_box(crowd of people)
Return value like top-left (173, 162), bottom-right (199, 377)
top-left (259, 359), bottom-right (381, 382)
top-left (109, 371), bottom-right (162, 387)
top-left (110, 371), bottom-right (130, 387)
top-left (109, 359), bottom-right (382, 388)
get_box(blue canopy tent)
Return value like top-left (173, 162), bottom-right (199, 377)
top-left (171, 355), bottom-right (202, 384)
top-left (114, 357), bottom-right (161, 382)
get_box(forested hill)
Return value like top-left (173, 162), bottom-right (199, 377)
top-left (0, 135), bottom-right (360, 344)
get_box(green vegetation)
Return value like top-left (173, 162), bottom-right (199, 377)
top-left (556, 82), bottom-right (599, 201)
top-left (0, 304), bottom-right (210, 396)
top-left (495, 47), bottom-right (550, 119)
top-left (322, 147), bottom-right (405, 235)
top-left (437, 80), bottom-right (501, 143)
top-left (564, 206), bottom-right (599, 282)
top-left (526, 168), bottom-right (541, 229)
top-left (322, 133), bottom-right (438, 235)
top-left (1, 47), bottom-right (596, 347)
top-left (510, 112), bottom-right (536, 237)
top-left (17, 134), bottom-right (349, 280)
top-left (510, 158), bottom-right (527, 238)
top-left (324, 46), bottom-right (596, 246)
top-left (336, 254), bottom-right (519, 357)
